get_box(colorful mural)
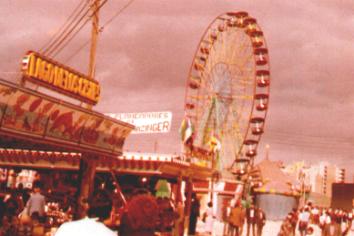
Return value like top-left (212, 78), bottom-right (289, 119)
top-left (0, 79), bottom-right (134, 155)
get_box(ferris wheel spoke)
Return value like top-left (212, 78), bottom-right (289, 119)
top-left (195, 98), bottom-right (216, 146)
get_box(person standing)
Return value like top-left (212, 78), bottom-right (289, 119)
top-left (322, 217), bottom-right (341, 236)
top-left (26, 181), bottom-right (46, 222)
top-left (3, 190), bottom-right (20, 218)
top-left (246, 204), bottom-right (257, 236)
top-left (56, 197), bottom-right (116, 236)
top-left (204, 202), bottom-right (215, 235)
top-left (173, 200), bottom-right (185, 236)
top-left (278, 214), bottom-right (294, 236)
top-left (229, 202), bottom-right (245, 236)
top-left (223, 199), bottom-right (235, 236)
top-left (319, 210), bottom-right (328, 236)
top-left (290, 208), bottom-right (298, 236)
top-left (188, 194), bottom-right (200, 235)
top-left (298, 207), bottom-right (310, 236)
top-left (255, 206), bottom-right (266, 236)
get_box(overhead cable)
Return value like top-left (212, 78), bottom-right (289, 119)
top-left (64, 0), bottom-right (135, 62)
top-left (46, 0), bottom-right (108, 57)
top-left (40, 0), bottom-right (90, 55)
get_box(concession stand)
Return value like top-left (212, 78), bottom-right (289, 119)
top-left (0, 49), bottom-right (134, 219)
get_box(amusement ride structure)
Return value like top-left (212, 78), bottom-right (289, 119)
top-left (183, 11), bottom-right (271, 183)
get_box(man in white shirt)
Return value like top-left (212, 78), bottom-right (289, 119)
top-left (26, 182), bottom-right (46, 222)
top-left (298, 207), bottom-right (310, 236)
top-left (55, 197), bottom-right (116, 236)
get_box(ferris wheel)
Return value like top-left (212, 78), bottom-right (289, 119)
top-left (183, 11), bottom-right (270, 176)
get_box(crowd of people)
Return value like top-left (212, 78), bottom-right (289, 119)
top-left (218, 201), bottom-right (266, 236)
top-left (1, 178), bottom-right (353, 236)
top-left (0, 181), bottom-right (48, 236)
top-left (278, 203), bottom-right (353, 236)
top-left (0, 177), bottom-right (203, 236)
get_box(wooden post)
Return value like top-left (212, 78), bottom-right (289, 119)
top-left (184, 177), bottom-right (193, 235)
top-left (88, 0), bottom-right (100, 79)
top-left (75, 154), bottom-right (97, 219)
top-left (175, 176), bottom-right (182, 204)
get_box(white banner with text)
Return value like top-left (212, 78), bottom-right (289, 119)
top-left (107, 111), bottom-right (172, 134)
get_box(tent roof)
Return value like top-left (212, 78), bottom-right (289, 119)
top-left (254, 159), bottom-right (300, 196)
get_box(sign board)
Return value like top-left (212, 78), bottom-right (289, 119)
top-left (107, 111), bottom-right (172, 134)
top-left (21, 51), bottom-right (100, 105)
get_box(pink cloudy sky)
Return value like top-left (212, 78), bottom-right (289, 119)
top-left (1, 1), bottom-right (353, 179)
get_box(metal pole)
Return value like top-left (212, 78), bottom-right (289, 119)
top-left (210, 152), bottom-right (215, 202)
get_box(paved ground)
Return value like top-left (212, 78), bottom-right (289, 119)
top-left (195, 219), bottom-right (324, 236)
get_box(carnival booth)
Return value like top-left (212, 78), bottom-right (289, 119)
top-left (253, 158), bottom-right (302, 220)
top-left (0, 49), bottom-right (135, 228)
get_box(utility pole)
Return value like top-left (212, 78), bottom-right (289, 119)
top-left (76, 0), bottom-right (101, 219)
top-left (88, 0), bottom-right (100, 79)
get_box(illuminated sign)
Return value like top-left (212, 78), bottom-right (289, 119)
top-left (107, 111), bottom-right (172, 134)
top-left (21, 51), bottom-right (100, 105)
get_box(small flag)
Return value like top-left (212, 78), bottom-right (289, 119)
top-left (179, 118), bottom-right (194, 144)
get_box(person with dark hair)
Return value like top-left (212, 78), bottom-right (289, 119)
top-left (88, 189), bottom-right (113, 222)
top-left (255, 206), bottom-right (266, 236)
top-left (298, 207), bottom-right (310, 236)
top-left (229, 201), bottom-right (246, 236)
top-left (278, 214), bottom-right (294, 236)
top-left (3, 191), bottom-right (20, 218)
top-left (188, 194), bottom-right (200, 235)
top-left (55, 197), bottom-right (116, 236)
top-left (290, 208), bottom-right (298, 236)
top-left (26, 182), bottom-right (46, 222)
top-left (17, 183), bottom-right (30, 206)
top-left (246, 204), bottom-right (257, 236)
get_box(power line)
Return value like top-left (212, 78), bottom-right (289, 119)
top-left (65, 39), bottom-right (90, 62)
top-left (40, 0), bottom-right (90, 55)
top-left (265, 129), bottom-right (353, 144)
top-left (268, 139), bottom-right (354, 150)
top-left (265, 136), bottom-right (354, 149)
top-left (44, 5), bottom-right (92, 56)
top-left (64, 0), bottom-right (135, 63)
top-left (264, 131), bottom-right (354, 149)
top-left (101, 0), bottom-right (135, 28)
top-left (50, 19), bottom-right (91, 58)
top-left (46, 0), bottom-right (108, 58)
